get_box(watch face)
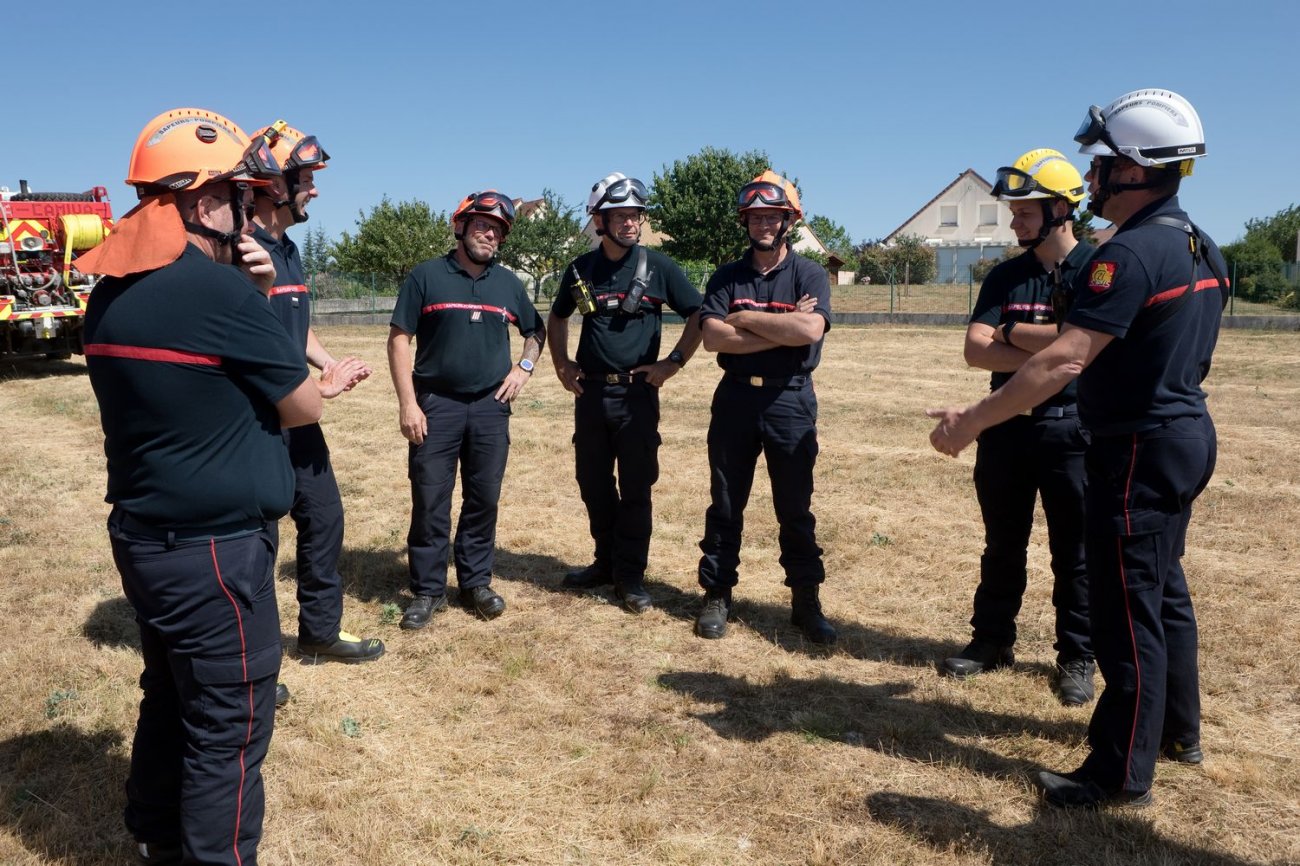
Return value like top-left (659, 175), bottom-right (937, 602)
top-left (519, 359), bottom-right (535, 372)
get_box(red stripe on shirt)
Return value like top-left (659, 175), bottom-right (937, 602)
top-left (1142, 277), bottom-right (1226, 308)
top-left (84, 343), bottom-right (221, 366)
top-left (268, 284), bottom-right (309, 297)
top-left (420, 301), bottom-right (518, 323)
top-left (730, 298), bottom-right (796, 311)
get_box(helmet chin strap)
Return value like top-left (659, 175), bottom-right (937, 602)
top-left (283, 169), bottom-right (309, 224)
top-left (183, 181), bottom-right (244, 262)
top-left (1091, 156), bottom-right (1164, 219)
top-left (600, 213), bottom-right (640, 248)
top-left (748, 213), bottom-right (791, 252)
top-left (1019, 200), bottom-right (1072, 250)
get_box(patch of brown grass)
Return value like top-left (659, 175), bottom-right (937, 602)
top-left (0, 325), bottom-right (1297, 865)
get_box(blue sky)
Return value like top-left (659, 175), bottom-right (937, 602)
top-left (6, 1), bottom-right (1295, 249)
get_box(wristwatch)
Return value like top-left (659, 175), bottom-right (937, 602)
top-left (1001, 321), bottom-right (1018, 345)
top-left (518, 358), bottom-right (535, 374)
top-left (667, 349), bottom-right (686, 368)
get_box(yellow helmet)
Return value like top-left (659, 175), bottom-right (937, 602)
top-left (991, 149), bottom-right (1085, 205)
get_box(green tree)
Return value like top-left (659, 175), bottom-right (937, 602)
top-left (1243, 204), bottom-right (1300, 262)
top-left (888, 234), bottom-right (937, 285)
top-left (649, 147), bottom-right (773, 267)
top-left (299, 224), bottom-right (333, 277)
top-left (497, 189), bottom-right (590, 302)
top-left (330, 197), bottom-right (453, 285)
top-left (1221, 233), bottom-right (1286, 302)
top-left (806, 214), bottom-right (854, 260)
top-left (1073, 210), bottom-right (1098, 246)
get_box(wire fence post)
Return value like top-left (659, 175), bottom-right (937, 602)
top-left (1229, 261), bottom-right (1235, 316)
top-left (968, 264), bottom-right (974, 315)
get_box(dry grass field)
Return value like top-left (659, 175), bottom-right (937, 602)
top-left (1, 323), bottom-right (1297, 866)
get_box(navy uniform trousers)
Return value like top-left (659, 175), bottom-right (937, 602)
top-left (282, 422), bottom-right (345, 645)
top-left (109, 510), bottom-right (280, 866)
top-left (1079, 413), bottom-right (1215, 794)
top-left (407, 387), bottom-right (511, 597)
top-left (573, 378), bottom-right (661, 583)
top-left (698, 377), bottom-right (824, 589)
top-left (971, 410), bottom-right (1091, 663)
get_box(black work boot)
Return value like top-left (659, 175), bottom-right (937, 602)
top-left (940, 640), bottom-right (1014, 678)
top-left (400, 594), bottom-right (448, 630)
top-left (790, 586), bottom-right (837, 645)
top-left (562, 563), bottom-right (613, 590)
top-left (694, 589), bottom-right (732, 639)
top-left (1054, 658), bottom-right (1097, 706)
top-left (614, 581), bottom-right (653, 614)
top-left (1161, 739), bottom-right (1204, 764)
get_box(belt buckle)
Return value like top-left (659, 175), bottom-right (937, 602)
top-left (748, 376), bottom-right (763, 387)
top-left (605, 374), bottom-right (620, 384)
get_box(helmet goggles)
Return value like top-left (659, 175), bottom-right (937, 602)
top-left (1074, 104), bottom-right (1123, 156)
top-left (596, 177), bottom-right (648, 210)
top-left (272, 131), bottom-right (329, 172)
top-left (214, 138), bottom-right (282, 187)
top-left (991, 167), bottom-right (1071, 200)
top-left (462, 191), bottom-right (515, 222)
top-left (738, 181), bottom-right (792, 211)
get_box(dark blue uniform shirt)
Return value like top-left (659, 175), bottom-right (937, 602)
top-left (252, 224), bottom-right (310, 357)
top-left (553, 245), bottom-right (701, 374)
top-left (84, 245), bottom-right (309, 527)
top-left (699, 249), bottom-right (831, 377)
top-left (1066, 196), bottom-right (1227, 436)
top-left (971, 241), bottom-right (1095, 406)
top-left (391, 251), bottom-right (543, 394)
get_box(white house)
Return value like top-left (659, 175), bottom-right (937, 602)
top-left (884, 169), bottom-right (1019, 282)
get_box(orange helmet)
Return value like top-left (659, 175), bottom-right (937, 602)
top-left (452, 190), bottom-right (516, 236)
top-left (737, 170), bottom-right (802, 220)
top-left (126, 108), bottom-right (280, 196)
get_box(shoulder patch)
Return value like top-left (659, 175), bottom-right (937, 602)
top-left (1087, 261), bottom-right (1117, 293)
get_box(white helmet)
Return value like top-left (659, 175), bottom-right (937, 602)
top-left (587, 172), bottom-right (648, 214)
top-left (1074, 89), bottom-right (1205, 167)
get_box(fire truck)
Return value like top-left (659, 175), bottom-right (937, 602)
top-left (0, 180), bottom-right (113, 360)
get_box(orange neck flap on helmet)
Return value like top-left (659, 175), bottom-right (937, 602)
top-left (73, 194), bottom-right (188, 278)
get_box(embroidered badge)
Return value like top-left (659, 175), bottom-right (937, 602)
top-left (470, 310), bottom-right (482, 322)
top-left (1088, 261), bottom-right (1116, 293)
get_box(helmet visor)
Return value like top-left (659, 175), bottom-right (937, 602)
top-left (738, 181), bottom-right (790, 210)
top-left (598, 177), bottom-right (648, 209)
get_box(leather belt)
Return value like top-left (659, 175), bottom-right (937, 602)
top-left (594, 372), bottom-right (644, 385)
top-left (726, 372), bottom-right (810, 389)
top-left (1021, 404), bottom-right (1078, 419)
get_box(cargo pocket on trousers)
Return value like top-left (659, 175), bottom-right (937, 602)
top-left (190, 642), bottom-right (281, 746)
top-left (1110, 509), bottom-right (1169, 594)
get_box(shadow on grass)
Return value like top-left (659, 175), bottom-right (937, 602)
top-left (0, 725), bottom-right (131, 864)
top-left (864, 791), bottom-right (1261, 866)
top-left (0, 357), bottom-right (86, 381)
top-left (82, 595), bottom-right (140, 651)
top-left (657, 670), bottom-right (1087, 783)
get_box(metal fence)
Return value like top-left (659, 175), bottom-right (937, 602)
top-left (306, 260), bottom-right (1300, 326)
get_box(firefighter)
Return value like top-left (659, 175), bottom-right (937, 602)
top-left (388, 191), bottom-right (545, 629)
top-left (693, 171), bottom-right (836, 645)
top-left (78, 108), bottom-right (319, 865)
top-left (940, 149), bottom-right (1097, 707)
top-left (928, 89), bottom-right (1226, 808)
top-left (548, 173), bottom-right (703, 613)
top-left (249, 121), bottom-right (383, 678)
